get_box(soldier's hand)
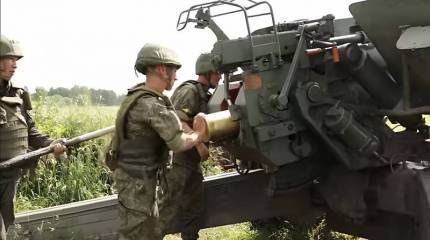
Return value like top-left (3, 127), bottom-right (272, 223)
top-left (181, 121), bottom-right (193, 133)
top-left (193, 113), bottom-right (208, 142)
top-left (196, 143), bottom-right (209, 161)
top-left (50, 139), bottom-right (67, 157)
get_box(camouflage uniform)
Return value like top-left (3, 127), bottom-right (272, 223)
top-left (1, 35), bottom-right (54, 239)
top-left (168, 80), bottom-right (211, 240)
top-left (0, 81), bottom-right (52, 238)
top-left (112, 83), bottom-right (185, 240)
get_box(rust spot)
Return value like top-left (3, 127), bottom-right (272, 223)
top-left (243, 73), bottom-right (262, 90)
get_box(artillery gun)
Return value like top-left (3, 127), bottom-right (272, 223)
top-left (181, 0), bottom-right (430, 239)
top-left (7, 0), bottom-right (430, 239)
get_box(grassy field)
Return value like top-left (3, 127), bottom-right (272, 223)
top-left (14, 96), bottom-right (362, 239)
top-left (17, 97), bottom-right (117, 211)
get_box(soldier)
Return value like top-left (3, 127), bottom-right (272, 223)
top-left (0, 35), bottom-right (65, 239)
top-left (109, 43), bottom-right (206, 240)
top-left (167, 53), bottom-right (221, 240)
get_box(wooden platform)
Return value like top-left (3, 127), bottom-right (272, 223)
top-left (8, 170), bottom-right (313, 239)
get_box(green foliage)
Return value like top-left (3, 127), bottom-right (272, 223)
top-left (202, 146), bottom-right (225, 176)
top-left (32, 87), bottom-right (48, 102)
top-left (17, 140), bottom-right (114, 208)
top-left (31, 96), bottom-right (117, 137)
top-left (33, 85), bottom-right (125, 106)
top-left (17, 97), bottom-right (117, 211)
top-left (165, 223), bottom-right (256, 240)
top-left (249, 218), bottom-right (359, 240)
top-left (165, 221), bottom-right (359, 240)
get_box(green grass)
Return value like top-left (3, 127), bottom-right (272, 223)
top-left (165, 220), bottom-right (359, 240)
top-left (31, 95), bottom-right (117, 137)
top-left (166, 223), bottom-right (256, 240)
top-left (17, 97), bottom-right (117, 211)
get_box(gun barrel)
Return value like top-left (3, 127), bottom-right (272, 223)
top-left (0, 125), bottom-right (115, 169)
top-left (329, 32), bottom-right (366, 45)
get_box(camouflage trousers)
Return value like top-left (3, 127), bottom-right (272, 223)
top-left (0, 179), bottom-right (18, 240)
top-left (113, 167), bottom-right (173, 240)
top-left (164, 165), bottom-right (204, 240)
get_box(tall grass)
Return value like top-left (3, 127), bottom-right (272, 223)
top-left (16, 96), bottom-right (117, 211)
top-left (31, 95), bottom-right (116, 137)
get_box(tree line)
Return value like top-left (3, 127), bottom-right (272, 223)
top-left (32, 85), bottom-right (125, 106)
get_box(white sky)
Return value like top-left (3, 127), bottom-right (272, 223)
top-left (1, 0), bottom-right (360, 94)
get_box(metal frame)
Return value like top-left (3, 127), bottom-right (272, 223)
top-left (176, 0), bottom-right (282, 71)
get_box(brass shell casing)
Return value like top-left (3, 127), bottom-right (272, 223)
top-left (194, 110), bottom-right (240, 141)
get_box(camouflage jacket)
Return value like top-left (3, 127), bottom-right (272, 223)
top-left (0, 80), bottom-right (52, 182)
top-left (114, 83), bottom-right (184, 178)
top-left (0, 80), bottom-right (52, 153)
top-left (170, 80), bottom-right (211, 171)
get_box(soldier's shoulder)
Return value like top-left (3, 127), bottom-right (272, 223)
top-left (126, 85), bottom-right (161, 102)
top-left (182, 80), bottom-right (199, 85)
top-left (174, 81), bottom-right (199, 95)
top-left (177, 80), bottom-right (199, 89)
top-left (10, 84), bottom-right (28, 95)
top-left (135, 92), bottom-right (166, 107)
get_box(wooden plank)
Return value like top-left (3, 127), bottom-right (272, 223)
top-left (9, 170), bottom-right (313, 239)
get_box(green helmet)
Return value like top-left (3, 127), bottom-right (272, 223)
top-left (195, 53), bottom-right (218, 75)
top-left (135, 43), bottom-right (181, 74)
top-left (0, 35), bottom-right (23, 60)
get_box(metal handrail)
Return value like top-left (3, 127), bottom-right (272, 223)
top-left (176, 0), bottom-right (282, 71)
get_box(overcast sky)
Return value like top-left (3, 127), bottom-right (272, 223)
top-left (1, 0), bottom-right (359, 94)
